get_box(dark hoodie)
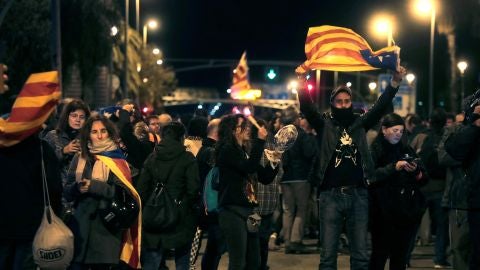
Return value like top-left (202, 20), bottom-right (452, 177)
top-left (136, 138), bottom-right (200, 249)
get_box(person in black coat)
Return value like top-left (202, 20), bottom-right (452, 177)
top-left (0, 134), bottom-right (62, 270)
top-left (368, 113), bottom-right (428, 270)
top-left (216, 114), bottom-right (278, 270)
top-left (137, 121), bottom-right (200, 270)
top-left (444, 97), bottom-right (480, 270)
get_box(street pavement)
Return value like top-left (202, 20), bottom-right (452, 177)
top-left (166, 239), bottom-right (448, 269)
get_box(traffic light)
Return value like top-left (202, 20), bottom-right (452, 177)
top-left (265, 66), bottom-right (279, 81)
top-left (0, 64), bottom-right (8, 94)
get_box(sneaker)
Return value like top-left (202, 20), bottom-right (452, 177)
top-left (434, 262), bottom-right (452, 269)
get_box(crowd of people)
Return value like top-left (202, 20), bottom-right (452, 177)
top-left (1, 65), bottom-right (480, 270)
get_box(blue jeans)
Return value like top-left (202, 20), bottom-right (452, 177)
top-left (318, 187), bottom-right (369, 270)
top-left (0, 239), bottom-right (36, 270)
top-left (426, 193), bottom-right (449, 264)
top-left (141, 243), bottom-right (191, 270)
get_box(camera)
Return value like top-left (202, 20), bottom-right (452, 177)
top-left (464, 88), bottom-right (480, 123)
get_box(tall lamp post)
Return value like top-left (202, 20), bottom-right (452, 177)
top-left (413, 0), bottom-right (436, 115)
top-left (143, 19), bottom-right (158, 47)
top-left (457, 61), bottom-right (468, 107)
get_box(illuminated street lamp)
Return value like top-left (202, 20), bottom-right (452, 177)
top-left (152, 48), bottom-right (161, 55)
top-left (412, 0), bottom-right (436, 114)
top-left (406, 73), bottom-right (416, 84)
top-left (346, 82), bottom-right (352, 88)
top-left (110, 26), bottom-right (118, 36)
top-left (457, 61), bottom-right (468, 105)
top-left (370, 14), bottom-right (395, 46)
top-left (368, 82), bottom-right (377, 93)
top-left (143, 19), bottom-right (158, 46)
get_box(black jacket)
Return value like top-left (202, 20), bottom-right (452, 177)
top-left (281, 127), bottom-right (317, 182)
top-left (299, 83), bottom-right (399, 187)
top-left (369, 136), bottom-right (428, 225)
top-left (438, 124), bottom-right (469, 209)
top-left (0, 135), bottom-right (62, 240)
top-left (137, 138), bottom-right (200, 249)
top-left (217, 139), bottom-right (278, 209)
top-left (197, 137), bottom-right (216, 188)
top-left (444, 123), bottom-right (480, 209)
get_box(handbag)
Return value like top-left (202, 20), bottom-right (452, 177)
top-left (32, 144), bottom-right (74, 269)
top-left (246, 213), bottom-right (262, 233)
top-left (142, 158), bottom-right (181, 232)
top-left (98, 183), bottom-right (140, 231)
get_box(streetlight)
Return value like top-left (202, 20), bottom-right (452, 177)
top-left (368, 82), bottom-right (377, 93)
top-left (143, 19), bottom-right (158, 46)
top-left (412, 0), bottom-right (436, 115)
top-left (346, 82), bottom-right (352, 88)
top-left (152, 48), bottom-right (161, 55)
top-left (457, 61), bottom-right (468, 105)
top-left (406, 73), bottom-right (416, 84)
top-left (370, 14), bottom-right (395, 46)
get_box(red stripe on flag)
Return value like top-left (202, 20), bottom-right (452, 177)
top-left (112, 159), bottom-right (132, 183)
top-left (306, 37), bottom-right (369, 59)
top-left (0, 126), bottom-right (41, 142)
top-left (16, 82), bottom-right (60, 98)
top-left (307, 48), bottom-right (368, 64)
top-left (306, 28), bottom-right (364, 43)
top-left (8, 100), bottom-right (58, 122)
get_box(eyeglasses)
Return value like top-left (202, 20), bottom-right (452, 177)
top-left (69, 113), bottom-right (86, 120)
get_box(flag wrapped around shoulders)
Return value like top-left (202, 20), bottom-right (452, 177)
top-left (96, 155), bottom-right (142, 269)
top-left (296, 25), bottom-right (400, 74)
top-left (0, 71), bottom-right (60, 147)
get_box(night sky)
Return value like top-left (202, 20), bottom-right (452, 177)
top-left (139, 0), bottom-right (480, 111)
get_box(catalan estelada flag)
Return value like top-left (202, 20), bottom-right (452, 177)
top-left (230, 51), bottom-right (261, 100)
top-left (0, 71), bottom-right (60, 147)
top-left (96, 155), bottom-right (142, 269)
top-left (231, 51), bottom-right (251, 92)
top-left (296, 25), bottom-right (400, 74)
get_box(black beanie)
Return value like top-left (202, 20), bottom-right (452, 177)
top-left (381, 113), bottom-right (405, 128)
top-left (330, 85), bottom-right (352, 103)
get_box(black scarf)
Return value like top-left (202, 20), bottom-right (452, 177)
top-left (331, 106), bottom-right (354, 127)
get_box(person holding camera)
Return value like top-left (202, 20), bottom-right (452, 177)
top-left (368, 113), bottom-right (428, 270)
top-left (444, 93), bottom-right (480, 270)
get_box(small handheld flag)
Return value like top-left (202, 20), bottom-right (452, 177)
top-left (296, 25), bottom-right (400, 74)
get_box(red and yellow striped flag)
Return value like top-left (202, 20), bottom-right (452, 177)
top-left (296, 25), bottom-right (400, 74)
top-left (230, 51), bottom-right (261, 100)
top-left (96, 155), bottom-right (142, 269)
top-left (231, 51), bottom-right (252, 92)
top-left (0, 71), bottom-right (60, 147)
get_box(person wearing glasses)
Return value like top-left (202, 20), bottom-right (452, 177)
top-left (43, 99), bottom-right (90, 219)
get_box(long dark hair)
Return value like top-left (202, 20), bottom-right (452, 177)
top-left (79, 115), bottom-right (120, 160)
top-left (215, 114), bottom-right (247, 158)
top-left (56, 99), bottom-right (90, 132)
top-left (373, 113), bottom-right (406, 146)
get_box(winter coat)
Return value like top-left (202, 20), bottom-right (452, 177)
top-left (64, 155), bottom-right (123, 265)
top-left (43, 129), bottom-right (77, 187)
top-left (369, 136), bottom-right (428, 225)
top-left (438, 124), bottom-right (469, 209)
top-left (137, 138), bottom-right (200, 249)
top-left (299, 83), bottom-right (399, 187)
top-left (444, 123), bottom-right (480, 209)
top-left (0, 135), bottom-right (62, 240)
top-left (217, 139), bottom-right (278, 209)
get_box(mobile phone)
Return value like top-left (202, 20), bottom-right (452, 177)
top-left (400, 155), bottom-right (415, 163)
